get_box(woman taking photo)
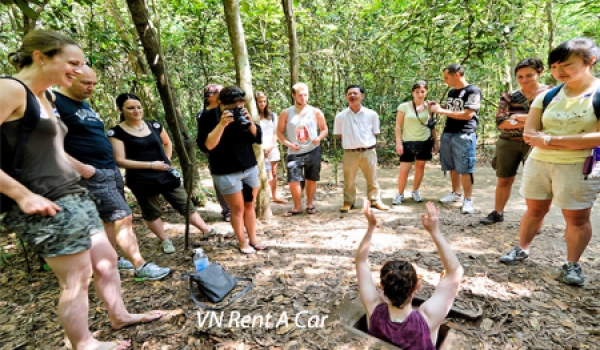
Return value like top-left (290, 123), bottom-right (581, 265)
top-left (480, 58), bottom-right (550, 225)
top-left (109, 93), bottom-right (219, 254)
top-left (500, 38), bottom-right (600, 286)
top-left (256, 91), bottom-right (287, 204)
top-left (356, 199), bottom-right (463, 349)
top-left (196, 86), bottom-right (266, 254)
top-left (392, 81), bottom-right (439, 205)
top-left (1, 30), bottom-right (159, 350)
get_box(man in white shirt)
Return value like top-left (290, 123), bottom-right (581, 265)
top-left (334, 85), bottom-right (389, 213)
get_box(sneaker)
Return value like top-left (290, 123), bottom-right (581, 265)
top-left (117, 257), bottom-right (135, 271)
top-left (135, 262), bottom-right (172, 281)
top-left (411, 191), bottom-right (423, 202)
top-left (461, 199), bottom-right (474, 214)
top-left (499, 246), bottom-right (529, 265)
top-left (480, 210), bottom-right (504, 225)
top-left (561, 262), bottom-right (585, 286)
top-left (161, 240), bottom-right (176, 254)
top-left (440, 192), bottom-right (463, 204)
top-left (392, 194), bottom-right (404, 205)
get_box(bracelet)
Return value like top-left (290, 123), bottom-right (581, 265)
top-left (149, 161), bottom-right (152, 169)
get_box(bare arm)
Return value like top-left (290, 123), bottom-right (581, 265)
top-left (419, 202), bottom-right (464, 332)
top-left (312, 109), bottom-right (329, 144)
top-left (66, 154), bottom-right (95, 179)
top-left (159, 128), bottom-right (173, 160)
top-left (109, 137), bottom-right (168, 170)
top-left (355, 198), bottom-right (385, 320)
top-left (395, 110), bottom-right (405, 155)
top-left (277, 109), bottom-right (300, 151)
top-left (205, 109), bottom-right (233, 151)
top-left (429, 104), bottom-right (476, 121)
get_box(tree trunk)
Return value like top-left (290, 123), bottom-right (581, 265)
top-left (545, 0), bottom-right (557, 85)
top-left (125, 0), bottom-right (197, 211)
top-left (282, 0), bottom-right (299, 100)
top-left (223, 0), bottom-right (271, 219)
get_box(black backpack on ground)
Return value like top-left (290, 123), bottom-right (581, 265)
top-left (0, 77), bottom-right (42, 213)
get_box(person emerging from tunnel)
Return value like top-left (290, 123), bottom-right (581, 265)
top-left (355, 199), bottom-right (463, 349)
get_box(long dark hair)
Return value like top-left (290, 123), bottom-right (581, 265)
top-left (255, 91), bottom-right (272, 120)
top-left (116, 93), bottom-right (142, 122)
top-left (548, 37), bottom-right (599, 67)
top-left (380, 260), bottom-right (419, 308)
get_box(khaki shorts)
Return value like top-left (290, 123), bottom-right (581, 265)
top-left (135, 186), bottom-right (196, 221)
top-left (2, 193), bottom-right (103, 258)
top-left (492, 138), bottom-right (530, 178)
top-left (520, 158), bottom-right (600, 210)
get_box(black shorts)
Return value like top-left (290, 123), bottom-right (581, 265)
top-left (79, 167), bottom-right (132, 222)
top-left (286, 146), bottom-right (321, 182)
top-left (400, 140), bottom-right (433, 162)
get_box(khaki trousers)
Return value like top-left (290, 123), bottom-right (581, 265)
top-left (342, 148), bottom-right (381, 205)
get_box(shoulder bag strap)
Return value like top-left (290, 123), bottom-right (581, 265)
top-left (188, 276), bottom-right (254, 311)
top-left (147, 121), bottom-right (171, 164)
top-left (593, 87), bottom-right (600, 120)
top-left (412, 101), bottom-right (428, 127)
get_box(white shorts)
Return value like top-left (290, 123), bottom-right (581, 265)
top-left (520, 158), bottom-right (600, 210)
top-left (267, 145), bottom-right (281, 162)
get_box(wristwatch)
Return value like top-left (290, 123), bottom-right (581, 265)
top-left (543, 135), bottom-right (552, 146)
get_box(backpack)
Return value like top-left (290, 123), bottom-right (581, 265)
top-left (0, 77), bottom-right (42, 213)
top-left (542, 83), bottom-right (600, 120)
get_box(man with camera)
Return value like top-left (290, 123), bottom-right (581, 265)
top-left (428, 63), bottom-right (482, 214)
top-left (277, 82), bottom-right (329, 216)
top-left (196, 86), bottom-right (266, 254)
top-left (55, 66), bottom-right (171, 280)
top-left (334, 85), bottom-right (388, 213)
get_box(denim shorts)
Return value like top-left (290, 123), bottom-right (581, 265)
top-left (213, 165), bottom-right (260, 195)
top-left (440, 132), bottom-right (476, 174)
top-left (79, 167), bottom-right (132, 222)
top-left (2, 193), bottom-right (103, 258)
top-left (286, 146), bottom-right (322, 182)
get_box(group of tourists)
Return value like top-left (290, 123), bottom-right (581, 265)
top-left (1, 28), bottom-right (599, 350)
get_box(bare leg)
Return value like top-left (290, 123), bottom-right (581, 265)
top-left (460, 173), bottom-right (473, 199)
top-left (244, 187), bottom-right (260, 246)
top-left (494, 177), bottom-right (515, 213)
top-left (288, 181), bottom-right (303, 211)
top-left (189, 212), bottom-right (211, 234)
top-left (270, 161), bottom-right (286, 203)
top-left (413, 160), bottom-right (426, 191)
top-left (397, 162), bottom-right (412, 194)
top-left (145, 218), bottom-right (169, 242)
top-left (222, 191), bottom-right (249, 249)
top-left (563, 208), bottom-right (593, 262)
top-left (104, 216), bottom-right (145, 269)
top-left (305, 180), bottom-right (317, 208)
top-left (87, 231), bottom-right (162, 330)
top-left (519, 198), bottom-right (552, 250)
top-left (450, 170), bottom-right (461, 194)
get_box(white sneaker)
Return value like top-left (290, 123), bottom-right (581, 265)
top-left (161, 240), bottom-right (176, 254)
top-left (461, 199), bottom-right (474, 214)
top-left (411, 190), bottom-right (423, 202)
top-left (392, 193), bottom-right (404, 205)
top-left (440, 192), bottom-right (463, 204)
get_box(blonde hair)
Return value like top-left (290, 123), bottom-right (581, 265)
top-left (8, 30), bottom-right (79, 71)
top-left (292, 82), bottom-right (309, 94)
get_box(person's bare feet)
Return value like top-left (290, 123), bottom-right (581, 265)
top-left (110, 310), bottom-right (163, 330)
top-left (80, 339), bottom-right (131, 350)
top-left (273, 198), bottom-right (288, 204)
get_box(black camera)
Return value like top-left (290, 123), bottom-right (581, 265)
top-left (230, 106), bottom-right (249, 124)
top-left (426, 118), bottom-right (437, 129)
top-left (168, 167), bottom-right (181, 179)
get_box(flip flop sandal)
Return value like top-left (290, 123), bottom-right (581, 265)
top-left (200, 228), bottom-right (224, 239)
top-left (108, 340), bottom-right (131, 350)
top-left (283, 209), bottom-right (302, 217)
top-left (306, 206), bottom-right (317, 214)
top-left (239, 246), bottom-right (256, 254)
top-left (250, 243), bottom-right (268, 251)
top-left (223, 213), bottom-right (231, 222)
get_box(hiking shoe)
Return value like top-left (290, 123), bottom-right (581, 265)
top-left (161, 240), bottom-right (176, 254)
top-left (392, 194), bottom-right (404, 205)
top-left (135, 262), bottom-right (172, 281)
top-left (411, 191), bottom-right (423, 202)
top-left (340, 203), bottom-right (354, 213)
top-left (117, 257), bottom-right (135, 271)
top-left (440, 192), bottom-right (463, 204)
top-left (561, 262), bottom-right (585, 286)
top-left (480, 210), bottom-right (504, 225)
top-left (461, 199), bottom-right (474, 214)
top-left (499, 247), bottom-right (529, 265)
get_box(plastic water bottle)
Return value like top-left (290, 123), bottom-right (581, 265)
top-left (193, 248), bottom-right (210, 272)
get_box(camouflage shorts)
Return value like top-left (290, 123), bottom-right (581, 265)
top-left (2, 192), bottom-right (103, 258)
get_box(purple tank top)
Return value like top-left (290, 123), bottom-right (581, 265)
top-left (368, 304), bottom-right (435, 350)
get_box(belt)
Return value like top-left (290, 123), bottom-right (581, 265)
top-left (345, 145), bottom-right (376, 152)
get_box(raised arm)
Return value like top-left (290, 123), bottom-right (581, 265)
top-left (205, 109), bottom-right (233, 151)
top-left (355, 198), bottom-right (385, 318)
top-left (419, 202), bottom-right (464, 331)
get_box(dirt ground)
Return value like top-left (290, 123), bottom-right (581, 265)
top-left (1, 163), bottom-right (600, 349)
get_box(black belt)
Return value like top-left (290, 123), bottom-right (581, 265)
top-left (345, 145), bottom-right (376, 152)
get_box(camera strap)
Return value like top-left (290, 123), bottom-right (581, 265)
top-left (412, 101), bottom-right (431, 127)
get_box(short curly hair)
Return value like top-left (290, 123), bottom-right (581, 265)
top-left (380, 260), bottom-right (419, 308)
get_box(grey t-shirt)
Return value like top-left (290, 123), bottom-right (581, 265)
top-left (285, 106), bottom-right (319, 155)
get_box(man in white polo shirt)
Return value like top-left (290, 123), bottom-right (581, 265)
top-left (334, 85), bottom-right (389, 213)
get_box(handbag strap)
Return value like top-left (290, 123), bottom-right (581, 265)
top-left (188, 276), bottom-right (254, 311)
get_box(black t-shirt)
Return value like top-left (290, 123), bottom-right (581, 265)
top-left (443, 85), bottom-right (482, 133)
top-left (55, 91), bottom-right (116, 169)
top-left (196, 107), bottom-right (262, 175)
top-left (107, 121), bottom-right (167, 189)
